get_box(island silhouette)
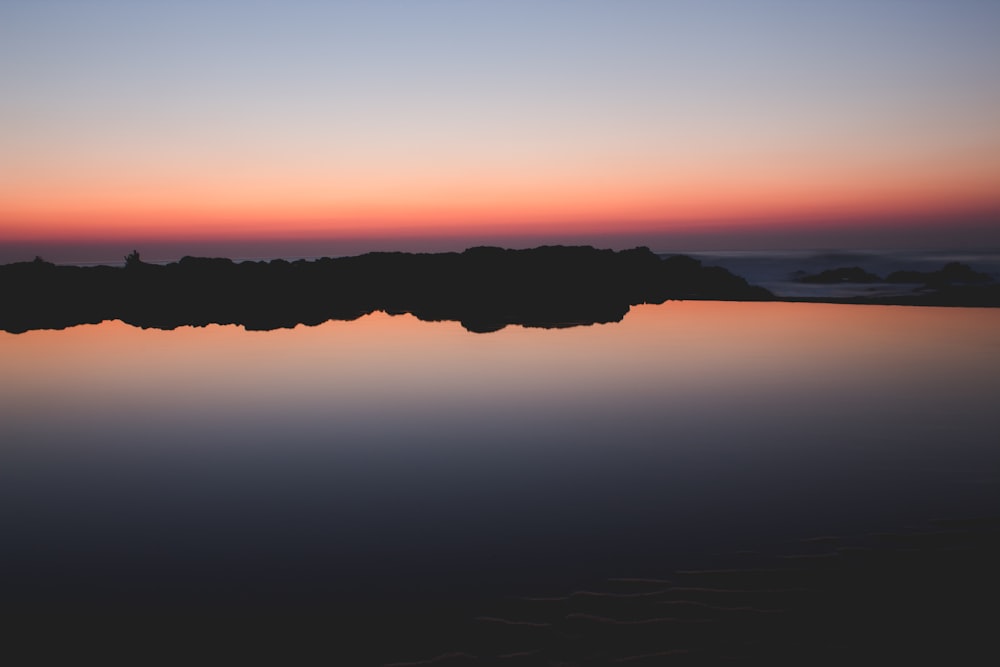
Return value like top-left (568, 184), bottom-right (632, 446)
top-left (3, 245), bottom-right (997, 334)
top-left (1, 245), bottom-right (771, 334)
top-left (791, 260), bottom-right (999, 306)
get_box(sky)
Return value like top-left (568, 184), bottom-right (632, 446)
top-left (2, 0), bottom-right (999, 262)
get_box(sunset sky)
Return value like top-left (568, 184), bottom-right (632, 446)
top-left (2, 0), bottom-right (999, 262)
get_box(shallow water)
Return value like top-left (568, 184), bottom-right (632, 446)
top-left (2, 302), bottom-right (999, 657)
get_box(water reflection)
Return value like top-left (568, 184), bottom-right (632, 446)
top-left (2, 302), bottom-right (999, 659)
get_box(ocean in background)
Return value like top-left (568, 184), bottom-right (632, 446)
top-left (676, 249), bottom-right (1000, 298)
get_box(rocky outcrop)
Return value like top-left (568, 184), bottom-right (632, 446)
top-left (789, 261), bottom-right (999, 306)
top-left (0, 245), bottom-right (773, 334)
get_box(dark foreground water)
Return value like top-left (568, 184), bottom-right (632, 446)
top-left (2, 302), bottom-right (999, 663)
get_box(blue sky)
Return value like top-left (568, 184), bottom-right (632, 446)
top-left (2, 1), bottom-right (999, 261)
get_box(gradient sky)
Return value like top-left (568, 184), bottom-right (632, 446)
top-left (2, 0), bottom-right (999, 261)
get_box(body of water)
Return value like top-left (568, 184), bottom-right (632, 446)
top-left (3, 302), bottom-right (999, 662)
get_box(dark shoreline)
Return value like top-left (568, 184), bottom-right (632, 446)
top-left (3, 244), bottom-right (998, 335)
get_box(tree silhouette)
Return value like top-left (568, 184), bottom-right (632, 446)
top-left (124, 249), bottom-right (142, 267)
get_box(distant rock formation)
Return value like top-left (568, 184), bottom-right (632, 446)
top-left (797, 261), bottom-right (993, 287)
top-left (886, 262), bottom-right (993, 287)
top-left (0, 245), bottom-right (773, 334)
top-left (789, 261), bottom-right (999, 307)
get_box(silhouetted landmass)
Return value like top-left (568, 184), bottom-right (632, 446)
top-left (797, 261), bottom-right (993, 288)
top-left (791, 260), bottom-right (1000, 307)
top-left (0, 245), bottom-right (771, 334)
top-left (886, 261), bottom-right (993, 286)
top-left (5, 248), bottom-right (999, 335)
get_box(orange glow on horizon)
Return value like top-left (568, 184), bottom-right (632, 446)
top-left (4, 1), bottom-right (1000, 251)
top-left (4, 173), bottom-right (999, 244)
top-left (5, 110), bottom-right (1000, 244)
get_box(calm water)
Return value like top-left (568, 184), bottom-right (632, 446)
top-left (3, 301), bottom-right (1000, 657)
